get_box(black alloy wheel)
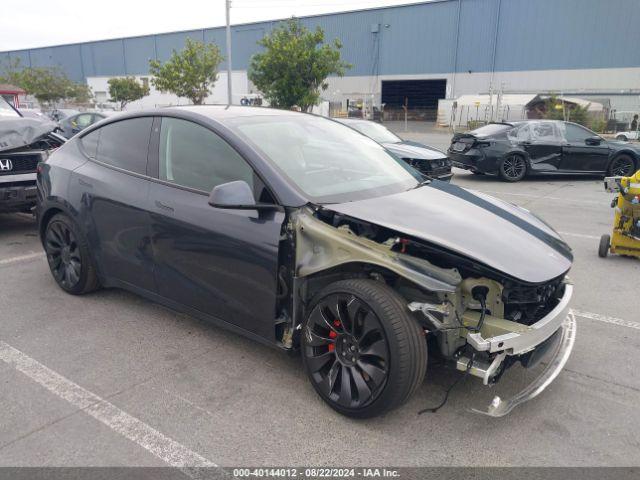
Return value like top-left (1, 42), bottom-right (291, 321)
top-left (499, 154), bottom-right (527, 182)
top-left (302, 279), bottom-right (427, 418)
top-left (609, 154), bottom-right (636, 177)
top-left (44, 214), bottom-right (99, 295)
top-left (304, 293), bottom-right (389, 409)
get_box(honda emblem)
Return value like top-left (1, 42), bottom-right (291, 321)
top-left (0, 159), bottom-right (13, 171)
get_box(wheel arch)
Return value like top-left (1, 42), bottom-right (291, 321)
top-left (607, 150), bottom-right (639, 174)
top-left (38, 200), bottom-right (77, 246)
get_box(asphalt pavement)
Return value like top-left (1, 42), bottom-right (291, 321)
top-left (0, 128), bottom-right (638, 468)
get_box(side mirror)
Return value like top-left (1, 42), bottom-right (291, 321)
top-left (585, 136), bottom-right (602, 146)
top-left (208, 180), bottom-right (279, 210)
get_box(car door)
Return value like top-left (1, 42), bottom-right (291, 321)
top-left (517, 121), bottom-right (563, 171)
top-left (71, 117), bottom-right (156, 292)
top-left (559, 122), bottom-right (610, 172)
top-left (148, 116), bottom-right (284, 340)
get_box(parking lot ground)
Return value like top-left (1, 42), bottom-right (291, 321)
top-left (1, 138), bottom-right (639, 467)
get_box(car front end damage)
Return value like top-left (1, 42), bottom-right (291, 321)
top-left (287, 205), bottom-right (575, 416)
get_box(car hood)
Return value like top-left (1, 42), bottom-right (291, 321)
top-left (383, 141), bottom-right (447, 160)
top-left (0, 117), bottom-right (60, 152)
top-left (326, 181), bottom-right (572, 284)
top-left (608, 139), bottom-right (640, 151)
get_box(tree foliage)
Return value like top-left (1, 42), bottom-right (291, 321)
top-left (543, 95), bottom-right (590, 126)
top-left (149, 39), bottom-right (223, 105)
top-left (108, 76), bottom-right (150, 109)
top-left (248, 18), bottom-right (351, 111)
top-left (0, 59), bottom-right (92, 106)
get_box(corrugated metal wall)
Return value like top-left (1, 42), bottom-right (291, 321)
top-left (2, 0), bottom-right (639, 82)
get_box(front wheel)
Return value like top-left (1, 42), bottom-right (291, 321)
top-left (608, 154), bottom-right (636, 177)
top-left (302, 279), bottom-right (427, 418)
top-left (616, 135), bottom-right (628, 141)
top-left (598, 234), bottom-right (610, 258)
top-left (499, 154), bottom-right (527, 182)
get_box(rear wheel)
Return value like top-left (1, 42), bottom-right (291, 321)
top-left (608, 154), bottom-right (636, 177)
top-left (499, 154), bottom-right (527, 182)
top-left (616, 135), bottom-right (627, 141)
top-left (44, 213), bottom-right (100, 295)
top-left (598, 234), bottom-right (610, 258)
top-left (302, 279), bottom-right (427, 418)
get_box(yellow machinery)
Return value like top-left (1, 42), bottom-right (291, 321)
top-left (599, 170), bottom-right (640, 258)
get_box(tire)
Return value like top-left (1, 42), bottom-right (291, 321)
top-left (598, 234), bottom-right (610, 258)
top-left (608, 154), bottom-right (636, 177)
top-left (499, 154), bottom-right (527, 182)
top-left (616, 135), bottom-right (627, 141)
top-left (301, 279), bottom-right (427, 418)
top-left (43, 213), bottom-right (100, 295)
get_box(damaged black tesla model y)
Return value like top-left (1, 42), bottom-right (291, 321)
top-left (37, 107), bottom-right (576, 418)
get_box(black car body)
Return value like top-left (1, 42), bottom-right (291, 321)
top-left (448, 120), bottom-right (639, 182)
top-left (37, 106), bottom-right (575, 418)
top-left (59, 112), bottom-right (112, 139)
top-left (337, 118), bottom-right (453, 181)
top-left (0, 96), bottom-right (65, 213)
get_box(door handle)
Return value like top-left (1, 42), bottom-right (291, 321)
top-left (155, 200), bottom-right (174, 213)
top-left (78, 178), bottom-right (93, 188)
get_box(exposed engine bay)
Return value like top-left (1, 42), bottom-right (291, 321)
top-left (279, 206), bottom-right (575, 416)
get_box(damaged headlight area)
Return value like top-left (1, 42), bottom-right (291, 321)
top-left (289, 207), bottom-right (575, 417)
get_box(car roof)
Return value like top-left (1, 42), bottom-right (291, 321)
top-left (335, 118), bottom-right (373, 125)
top-left (171, 105), bottom-right (303, 120)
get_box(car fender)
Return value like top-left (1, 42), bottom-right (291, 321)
top-left (292, 207), bottom-right (461, 294)
top-left (605, 148), bottom-right (639, 171)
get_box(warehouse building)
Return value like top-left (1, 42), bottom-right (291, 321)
top-left (1, 0), bottom-right (639, 120)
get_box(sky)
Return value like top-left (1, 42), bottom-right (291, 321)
top-left (1, 0), bottom-right (431, 51)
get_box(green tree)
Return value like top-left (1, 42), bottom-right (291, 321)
top-left (149, 38), bottom-right (223, 105)
top-left (0, 59), bottom-right (91, 107)
top-left (543, 95), bottom-right (590, 126)
top-left (248, 18), bottom-right (351, 111)
top-left (108, 76), bottom-right (150, 109)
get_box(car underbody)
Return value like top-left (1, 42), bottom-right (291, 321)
top-left (276, 206), bottom-right (575, 416)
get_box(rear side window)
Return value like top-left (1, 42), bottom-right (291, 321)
top-left (159, 117), bottom-right (254, 193)
top-left (95, 118), bottom-right (153, 174)
top-left (470, 124), bottom-right (512, 136)
top-left (80, 129), bottom-right (100, 159)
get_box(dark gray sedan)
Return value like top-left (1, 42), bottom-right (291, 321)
top-left (336, 118), bottom-right (453, 181)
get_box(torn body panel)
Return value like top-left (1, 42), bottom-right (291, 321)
top-left (287, 205), bottom-right (574, 416)
top-left (292, 206), bottom-right (461, 292)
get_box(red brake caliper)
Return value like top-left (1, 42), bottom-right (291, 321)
top-left (328, 320), bottom-right (341, 352)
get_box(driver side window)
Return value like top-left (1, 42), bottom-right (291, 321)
top-left (562, 123), bottom-right (594, 143)
top-left (159, 117), bottom-right (255, 193)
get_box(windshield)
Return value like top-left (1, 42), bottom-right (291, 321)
top-left (228, 114), bottom-right (421, 204)
top-left (0, 96), bottom-right (20, 118)
top-left (347, 121), bottom-right (402, 144)
top-left (470, 123), bottom-right (512, 137)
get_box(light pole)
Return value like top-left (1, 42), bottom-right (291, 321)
top-left (226, 0), bottom-right (233, 106)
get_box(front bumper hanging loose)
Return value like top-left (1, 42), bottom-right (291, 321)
top-left (472, 311), bottom-right (576, 417)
